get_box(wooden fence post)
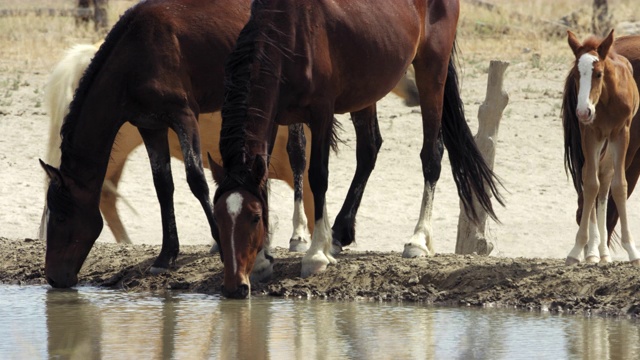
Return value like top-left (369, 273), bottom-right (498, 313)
top-left (455, 60), bottom-right (509, 255)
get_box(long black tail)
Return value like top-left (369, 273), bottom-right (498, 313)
top-left (441, 44), bottom-right (505, 223)
top-left (562, 68), bottom-right (583, 196)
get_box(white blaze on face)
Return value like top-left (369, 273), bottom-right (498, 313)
top-left (226, 192), bottom-right (244, 274)
top-left (576, 53), bottom-right (599, 121)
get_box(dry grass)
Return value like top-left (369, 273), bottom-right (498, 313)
top-left (0, 0), bottom-right (135, 72)
top-left (0, 0), bottom-right (638, 74)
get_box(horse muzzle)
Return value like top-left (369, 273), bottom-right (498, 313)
top-left (45, 270), bottom-right (78, 289)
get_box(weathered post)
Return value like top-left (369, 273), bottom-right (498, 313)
top-left (455, 60), bottom-right (509, 255)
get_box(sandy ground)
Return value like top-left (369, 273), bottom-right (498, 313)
top-left (2, 1), bottom-right (640, 316)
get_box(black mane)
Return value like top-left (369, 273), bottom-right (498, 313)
top-left (59, 4), bottom-right (136, 162)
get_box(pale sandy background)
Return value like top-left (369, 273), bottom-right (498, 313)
top-left (2, 0), bottom-right (640, 261)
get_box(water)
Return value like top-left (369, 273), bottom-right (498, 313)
top-left (1, 285), bottom-right (639, 360)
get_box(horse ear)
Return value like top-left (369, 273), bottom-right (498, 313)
top-left (39, 159), bottom-right (63, 186)
top-left (207, 152), bottom-right (225, 185)
top-left (252, 155), bottom-right (269, 188)
top-left (597, 29), bottom-right (615, 59)
top-left (567, 31), bottom-right (581, 56)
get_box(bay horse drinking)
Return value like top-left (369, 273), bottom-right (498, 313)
top-left (214, 0), bottom-right (503, 298)
top-left (40, 0), bottom-right (421, 289)
top-left (562, 30), bottom-right (640, 265)
top-left (41, 41), bottom-right (315, 250)
top-left (40, 0), bottom-right (256, 288)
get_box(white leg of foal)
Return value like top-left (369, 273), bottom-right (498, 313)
top-left (585, 202), bottom-right (603, 263)
top-left (301, 205), bottom-right (336, 278)
top-left (403, 184), bottom-right (435, 258)
top-left (289, 198), bottom-right (310, 252)
top-left (597, 196), bottom-right (612, 263)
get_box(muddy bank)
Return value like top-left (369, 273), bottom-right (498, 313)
top-left (2, 237), bottom-right (640, 317)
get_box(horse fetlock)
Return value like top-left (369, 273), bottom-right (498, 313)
top-left (289, 237), bottom-right (309, 252)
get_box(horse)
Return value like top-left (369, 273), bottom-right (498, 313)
top-left (562, 30), bottom-right (640, 266)
top-left (41, 41), bottom-right (314, 252)
top-left (213, 0), bottom-right (503, 298)
top-left (40, 0), bottom-right (421, 289)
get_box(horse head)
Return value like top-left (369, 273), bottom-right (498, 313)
top-left (209, 154), bottom-right (269, 299)
top-left (40, 160), bottom-right (103, 288)
top-left (567, 29), bottom-right (615, 125)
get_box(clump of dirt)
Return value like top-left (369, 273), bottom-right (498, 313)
top-left (2, 236), bottom-right (640, 317)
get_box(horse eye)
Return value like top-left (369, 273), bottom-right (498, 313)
top-left (596, 72), bottom-right (603, 79)
top-left (252, 214), bottom-right (261, 225)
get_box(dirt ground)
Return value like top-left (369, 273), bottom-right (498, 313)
top-left (3, 236), bottom-right (640, 318)
top-left (2, 1), bottom-right (640, 318)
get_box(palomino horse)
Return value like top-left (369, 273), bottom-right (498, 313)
top-left (40, 0), bottom-right (420, 289)
top-left (563, 30), bottom-right (640, 266)
top-left (213, 0), bottom-right (503, 298)
top-left (41, 41), bottom-right (314, 251)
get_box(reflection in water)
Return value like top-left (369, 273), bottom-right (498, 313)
top-left (0, 286), bottom-right (639, 359)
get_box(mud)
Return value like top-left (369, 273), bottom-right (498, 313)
top-left (2, 237), bottom-right (640, 317)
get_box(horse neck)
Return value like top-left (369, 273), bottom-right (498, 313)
top-left (60, 97), bottom-right (124, 192)
top-left (601, 56), bottom-right (638, 115)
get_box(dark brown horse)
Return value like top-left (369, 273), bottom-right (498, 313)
top-left (40, 0), bottom-right (254, 288)
top-left (563, 30), bottom-right (640, 265)
top-left (568, 34), bottom-right (640, 262)
top-left (39, 0), bottom-right (421, 289)
top-left (213, 0), bottom-right (503, 298)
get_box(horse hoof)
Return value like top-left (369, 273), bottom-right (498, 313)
top-left (289, 238), bottom-right (309, 252)
top-left (209, 242), bottom-right (220, 254)
top-left (250, 262), bottom-right (274, 283)
top-left (150, 266), bottom-right (169, 275)
top-left (402, 244), bottom-right (429, 258)
top-left (330, 239), bottom-right (343, 256)
top-left (599, 256), bottom-right (611, 264)
top-left (565, 256), bottom-right (580, 266)
top-left (631, 259), bottom-right (640, 267)
top-left (585, 256), bottom-right (600, 264)
top-left (301, 254), bottom-right (331, 278)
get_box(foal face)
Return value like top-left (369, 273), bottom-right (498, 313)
top-left (574, 52), bottom-right (604, 124)
top-left (214, 190), bottom-right (266, 299)
top-left (568, 30), bottom-right (615, 125)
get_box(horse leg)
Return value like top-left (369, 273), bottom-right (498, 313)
top-left (287, 123), bottom-right (311, 252)
top-left (567, 134), bottom-right (603, 265)
top-left (301, 109), bottom-right (337, 278)
top-left (100, 165), bottom-right (132, 244)
top-left (172, 114), bottom-right (218, 255)
top-left (402, 46), bottom-right (453, 258)
top-left (589, 153), bottom-right (614, 263)
top-left (331, 106), bottom-right (382, 255)
top-left (610, 130), bottom-right (640, 266)
top-left (99, 124), bottom-right (143, 244)
top-left (606, 138), bottom-right (640, 246)
top-left (138, 127), bottom-right (179, 274)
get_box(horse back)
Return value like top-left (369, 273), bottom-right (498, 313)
top-left (106, 0), bottom-right (250, 115)
top-left (252, 0), bottom-right (441, 113)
